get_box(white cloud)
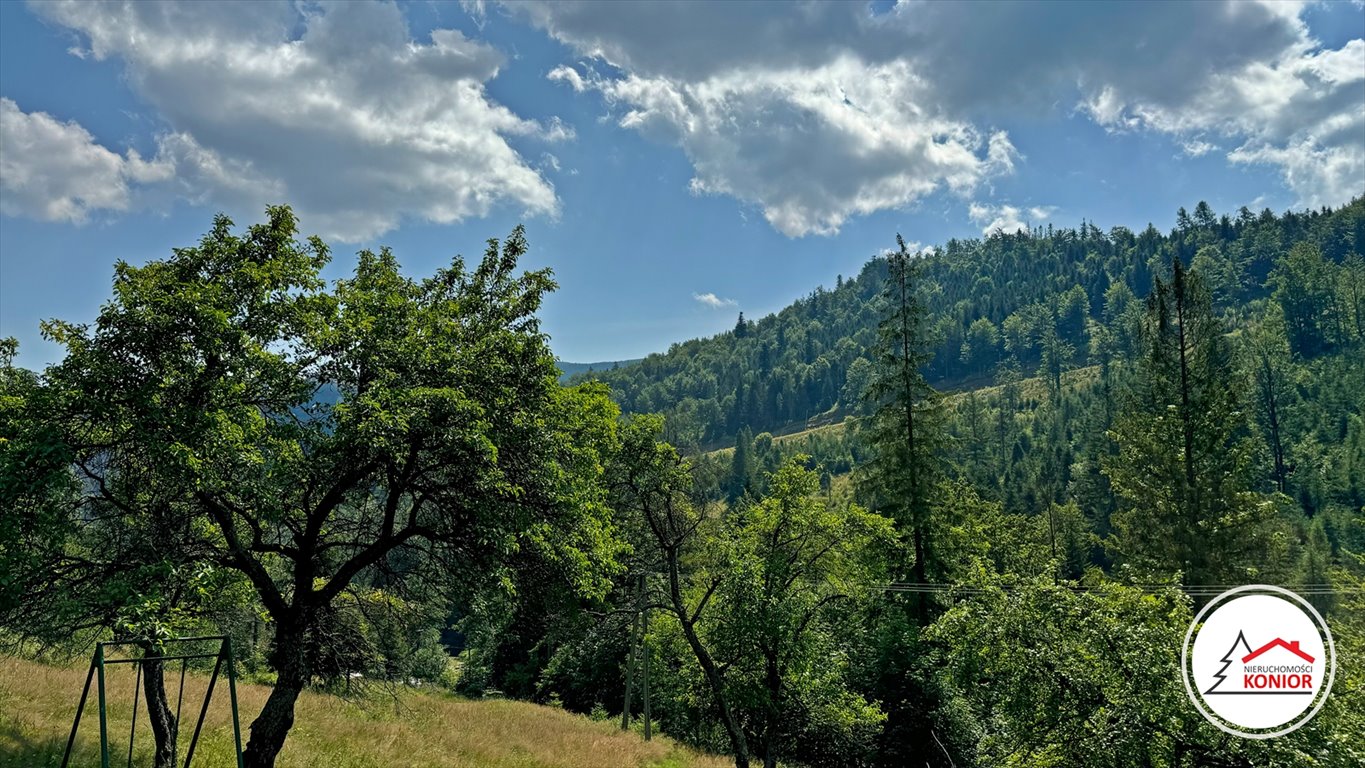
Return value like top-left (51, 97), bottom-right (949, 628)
top-left (883, 241), bottom-right (934, 257)
top-left (15, 1), bottom-right (1360, 240)
top-left (1181, 139), bottom-right (1217, 157)
top-left (693, 292), bottom-right (737, 308)
top-left (28, 1), bottom-right (563, 241)
top-left (548, 65), bottom-right (587, 93)
top-left (0, 98), bottom-right (173, 222)
top-left (460, 0), bottom-right (489, 24)
top-left (1074, 21), bottom-right (1364, 208)
top-left (1229, 138), bottom-right (1364, 210)
top-left (968, 202), bottom-right (1054, 236)
top-left (554, 57), bottom-right (1017, 237)
top-left (525, 1), bottom-right (1364, 233)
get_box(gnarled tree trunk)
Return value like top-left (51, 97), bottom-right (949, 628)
top-left (243, 620), bottom-right (309, 768)
top-left (139, 645), bottom-right (178, 768)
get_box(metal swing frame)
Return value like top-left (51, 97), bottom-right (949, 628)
top-left (61, 635), bottom-right (244, 768)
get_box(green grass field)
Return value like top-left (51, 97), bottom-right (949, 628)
top-left (0, 656), bottom-right (728, 768)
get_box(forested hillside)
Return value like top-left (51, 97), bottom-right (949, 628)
top-left (579, 200), bottom-right (1365, 450)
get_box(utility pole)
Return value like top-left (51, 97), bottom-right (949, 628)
top-left (621, 574), bottom-right (642, 731)
top-left (622, 573), bottom-right (653, 739)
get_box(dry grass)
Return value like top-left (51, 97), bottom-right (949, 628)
top-left (0, 656), bottom-right (730, 768)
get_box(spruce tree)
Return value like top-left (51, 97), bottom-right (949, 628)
top-left (855, 236), bottom-right (961, 768)
top-left (729, 426), bottom-right (754, 503)
top-left (1105, 258), bottom-right (1285, 587)
top-left (857, 235), bottom-right (944, 610)
top-left (1246, 319), bottom-right (1296, 494)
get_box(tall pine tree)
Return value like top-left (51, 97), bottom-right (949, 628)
top-left (857, 235), bottom-right (945, 608)
top-left (1105, 258), bottom-right (1286, 587)
top-left (854, 236), bottom-right (964, 768)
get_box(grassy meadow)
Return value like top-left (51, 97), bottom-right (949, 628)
top-left (0, 656), bottom-right (728, 768)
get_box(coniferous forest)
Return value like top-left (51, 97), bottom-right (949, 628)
top-left (3, 199), bottom-right (1364, 768)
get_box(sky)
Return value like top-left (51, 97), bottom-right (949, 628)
top-left (1, 1), bottom-right (1362, 370)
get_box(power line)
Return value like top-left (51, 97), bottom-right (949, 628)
top-left (869, 582), bottom-right (1360, 596)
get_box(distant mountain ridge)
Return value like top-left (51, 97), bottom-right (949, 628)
top-left (557, 359), bottom-right (642, 381)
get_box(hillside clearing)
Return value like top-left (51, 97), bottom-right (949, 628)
top-left (0, 656), bottom-right (728, 768)
top-left (703, 363), bottom-right (1103, 460)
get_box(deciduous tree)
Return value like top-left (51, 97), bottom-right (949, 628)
top-left (36, 208), bottom-right (617, 767)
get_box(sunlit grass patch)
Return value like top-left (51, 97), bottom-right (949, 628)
top-left (0, 656), bottom-right (728, 768)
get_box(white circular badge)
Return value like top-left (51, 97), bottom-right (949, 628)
top-left (1182, 585), bottom-right (1335, 738)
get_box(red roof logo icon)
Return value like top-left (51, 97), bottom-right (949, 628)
top-left (1242, 638), bottom-right (1315, 664)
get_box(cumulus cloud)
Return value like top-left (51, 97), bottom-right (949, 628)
top-left (532, 2), bottom-right (1022, 237)
top-left (0, 98), bottom-right (173, 222)
top-left (12, 1), bottom-right (1360, 240)
top-left (968, 202), bottom-right (1055, 236)
top-left (551, 57), bottom-right (1016, 237)
top-left (525, 1), bottom-right (1363, 233)
top-left (693, 292), bottom-right (737, 309)
top-left (29, 0), bottom-right (563, 241)
top-left (1079, 27), bottom-right (1364, 208)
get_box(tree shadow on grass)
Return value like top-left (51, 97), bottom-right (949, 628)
top-left (0, 720), bottom-right (142, 768)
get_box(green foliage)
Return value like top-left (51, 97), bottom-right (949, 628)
top-left (727, 426), bottom-right (754, 503)
top-left (0, 338), bottom-right (76, 626)
top-left (932, 583), bottom-right (1209, 767)
top-left (568, 201), bottom-right (1363, 765)
top-left (642, 456), bottom-right (893, 767)
top-left (1273, 242), bottom-right (1344, 358)
top-left (1105, 258), bottom-right (1289, 586)
top-left (708, 458), bottom-right (892, 765)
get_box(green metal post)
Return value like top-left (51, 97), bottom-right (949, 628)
top-left (61, 635), bottom-right (243, 768)
top-left (174, 658), bottom-right (187, 765)
top-left (127, 660), bottom-right (142, 768)
top-left (96, 644), bottom-right (110, 768)
top-left (225, 638), bottom-right (245, 768)
top-left (60, 654), bottom-right (98, 768)
top-left (182, 644), bottom-right (223, 768)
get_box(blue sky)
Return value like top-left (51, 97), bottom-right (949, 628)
top-left (2, 1), bottom-right (1362, 369)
